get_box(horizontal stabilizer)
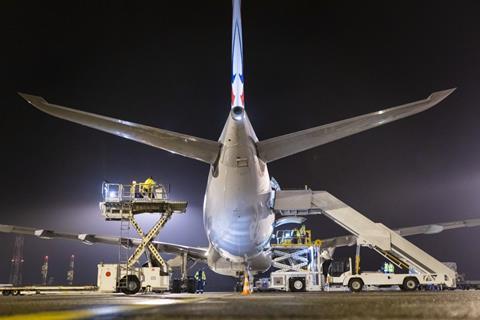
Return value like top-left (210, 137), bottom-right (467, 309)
top-left (18, 93), bottom-right (221, 164)
top-left (257, 89), bottom-right (455, 163)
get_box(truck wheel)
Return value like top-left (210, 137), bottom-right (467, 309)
top-left (187, 277), bottom-right (196, 294)
top-left (348, 278), bottom-right (364, 292)
top-left (402, 277), bottom-right (419, 291)
top-left (119, 275), bottom-right (141, 295)
top-left (171, 279), bottom-right (181, 293)
top-left (289, 277), bottom-right (306, 292)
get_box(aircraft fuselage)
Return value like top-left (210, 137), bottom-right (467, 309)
top-left (204, 109), bottom-right (275, 275)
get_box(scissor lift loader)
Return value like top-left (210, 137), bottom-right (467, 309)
top-left (265, 228), bottom-right (323, 292)
top-left (98, 182), bottom-right (187, 294)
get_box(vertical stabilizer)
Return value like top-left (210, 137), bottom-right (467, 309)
top-left (231, 0), bottom-right (244, 109)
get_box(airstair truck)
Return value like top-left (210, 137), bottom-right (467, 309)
top-left (273, 190), bottom-right (457, 291)
top-left (327, 257), bottom-right (440, 292)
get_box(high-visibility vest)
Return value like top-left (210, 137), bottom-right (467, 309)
top-left (299, 225), bottom-right (306, 236)
top-left (195, 271), bottom-right (206, 281)
top-left (388, 263), bottom-right (395, 273)
top-left (130, 182), bottom-right (136, 196)
top-left (143, 178), bottom-right (156, 192)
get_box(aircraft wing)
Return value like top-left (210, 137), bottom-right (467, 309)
top-left (0, 224), bottom-right (208, 261)
top-left (257, 89), bottom-right (455, 163)
top-left (320, 218), bottom-right (480, 249)
top-left (18, 93), bottom-right (221, 164)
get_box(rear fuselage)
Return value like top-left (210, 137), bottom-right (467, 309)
top-left (203, 109), bottom-right (274, 275)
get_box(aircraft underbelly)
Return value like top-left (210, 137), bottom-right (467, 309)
top-left (204, 158), bottom-right (274, 265)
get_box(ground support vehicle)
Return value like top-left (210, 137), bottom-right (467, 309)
top-left (0, 285), bottom-right (96, 296)
top-left (97, 263), bottom-right (169, 294)
top-left (99, 182), bottom-right (187, 294)
top-left (327, 257), bottom-right (451, 292)
top-left (456, 280), bottom-right (480, 290)
top-left (269, 270), bottom-right (322, 292)
top-left (257, 228), bottom-right (323, 292)
top-left (273, 189), bottom-right (457, 290)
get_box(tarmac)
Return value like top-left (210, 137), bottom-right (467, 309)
top-left (0, 291), bottom-right (479, 319)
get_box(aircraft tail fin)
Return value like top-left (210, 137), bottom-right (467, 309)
top-left (18, 93), bottom-right (221, 164)
top-left (256, 89), bottom-right (455, 163)
top-left (231, 0), bottom-right (245, 110)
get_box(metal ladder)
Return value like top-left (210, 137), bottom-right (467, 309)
top-left (117, 214), bottom-right (132, 291)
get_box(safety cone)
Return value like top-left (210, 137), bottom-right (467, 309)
top-left (241, 275), bottom-right (251, 295)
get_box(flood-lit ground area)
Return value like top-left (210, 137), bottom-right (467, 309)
top-left (0, 291), bottom-right (479, 319)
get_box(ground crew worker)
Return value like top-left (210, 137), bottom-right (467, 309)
top-left (299, 224), bottom-right (307, 244)
top-left (194, 269), bottom-right (207, 293)
top-left (291, 228), bottom-right (299, 244)
top-left (102, 180), bottom-right (109, 200)
top-left (388, 262), bottom-right (395, 274)
top-left (383, 261), bottom-right (389, 273)
top-left (130, 180), bottom-right (137, 198)
top-left (142, 177), bottom-right (156, 198)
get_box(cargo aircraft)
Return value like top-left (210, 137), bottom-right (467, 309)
top-left (3, 0), bottom-right (477, 281)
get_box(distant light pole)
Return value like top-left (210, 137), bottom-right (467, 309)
top-left (9, 236), bottom-right (24, 286)
top-left (67, 254), bottom-right (75, 285)
top-left (41, 256), bottom-right (49, 285)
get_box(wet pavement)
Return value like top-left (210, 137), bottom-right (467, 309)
top-left (0, 291), bottom-right (479, 319)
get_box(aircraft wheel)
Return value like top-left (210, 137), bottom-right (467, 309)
top-left (402, 277), bottom-right (419, 291)
top-left (2, 291), bottom-right (11, 296)
top-left (348, 278), bottom-right (364, 292)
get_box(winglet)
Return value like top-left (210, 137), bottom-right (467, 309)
top-left (427, 88), bottom-right (456, 103)
top-left (18, 92), bottom-right (48, 108)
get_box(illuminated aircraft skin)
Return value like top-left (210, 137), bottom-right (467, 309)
top-left (17, 0), bottom-right (456, 276)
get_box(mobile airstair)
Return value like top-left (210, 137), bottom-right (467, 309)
top-left (273, 189), bottom-right (456, 288)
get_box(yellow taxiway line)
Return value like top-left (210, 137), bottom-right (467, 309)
top-left (0, 295), bottom-right (214, 320)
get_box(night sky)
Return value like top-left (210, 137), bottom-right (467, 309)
top-left (1, 1), bottom-right (480, 290)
